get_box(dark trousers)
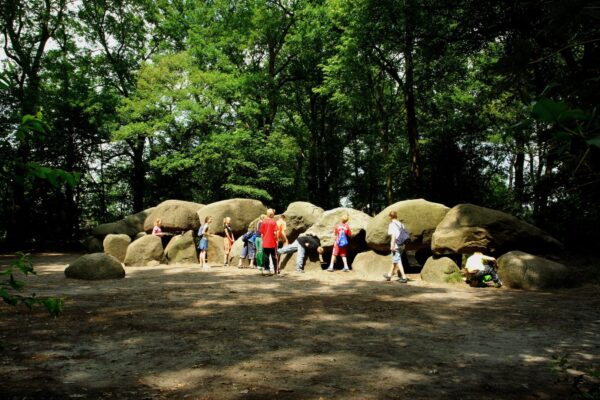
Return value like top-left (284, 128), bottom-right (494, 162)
top-left (263, 247), bottom-right (278, 272)
top-left (475, 265), bottom-right (500, 283)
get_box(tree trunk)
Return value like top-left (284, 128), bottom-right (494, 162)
top-left (403, 5), bottom-right (421, 196)
top-left (130, 137), bottom-right (146, 212)
top-left (6, 74), bottom-right (40, 247)
top-left (513, 136), bottom-right (525, 202)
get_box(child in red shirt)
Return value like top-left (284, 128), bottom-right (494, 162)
top-left (259, 209), bottom-right (279, 274)
top-left (326, 214), bottom-right (351, 272)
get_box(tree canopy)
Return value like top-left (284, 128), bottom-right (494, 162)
top-left (1, 0), bottom-right (598, 249)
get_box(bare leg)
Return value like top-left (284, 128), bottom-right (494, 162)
top-left (387, 263), bottom-right (399, 278)
top-left (327, 256), bottom-right (336, 271)
top-left (200, 251), bottom-right (208, 268)
top-left (397, 258), bottom-right (407, 280)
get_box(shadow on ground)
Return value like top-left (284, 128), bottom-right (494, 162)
top-left (1, 253), bottom-right (599, 399)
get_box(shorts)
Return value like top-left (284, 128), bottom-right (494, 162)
top-left (332, 243), bottom-right (347, 257)
top-left (223, 237), bottom-right (233, 252)
top-left (240, 242), bottom-right (256, 259)
top-left (198, 237), bottom-right (208, 251)
top-left (391, 245), bottom-right (405, 264)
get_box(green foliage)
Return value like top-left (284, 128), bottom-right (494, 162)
top-left (1, 0), bottom-right (599, 248)
top-left (0, 253), bottom-right (63, 317)
top-left (444, 271), bottom-right (464, 284)
top-left (551, 353), bottom-right (600, 400)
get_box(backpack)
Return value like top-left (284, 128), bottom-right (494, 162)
top-left (337, 230), bottom-right (349, 248)
top-left (242, 230), bottom-right (255, 243)
top-left (394, 222), bottom-right (411, 246)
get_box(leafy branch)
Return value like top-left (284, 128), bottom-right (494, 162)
top-left (1, 253), bottom-right (63, 317)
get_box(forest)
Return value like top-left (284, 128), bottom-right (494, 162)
top-left (1, 0), bottom-right (599, 250)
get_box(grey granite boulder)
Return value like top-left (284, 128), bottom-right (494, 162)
top-left (281, 202), bottom-right (325, 242)
top-left (420, 257), bottom-right (462, 284)
top-left (65, 253), bottom-right (125, 280)
top-left (92, 208), bottom-right (155, 238)
top-left (124, 235), bottom-right (164, 266)
top-left (366, 199), bottom-right (449, 252)
top-left (103, 234), bottom-right (131, 263)
top-left (198, 198), bottom-right (266, 237)
top-left (497, 251), bottom-right (571, 290)
top-left (143, 200), bottom-right (203, 233)
top-left (304, 207), bottom-right (372, 250)
top-left (432, 204), bottom-right (562, 256)
top-left (165, 230), bottom-right (199, 264)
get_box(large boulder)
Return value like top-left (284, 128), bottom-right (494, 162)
top-left (92, 208), bottom-right (155, 238)
top-left (165, 230), bottom-right (199, 264)
top-left (206, 234), bottom-right (225, 266)
top-left (304, 207), bottom-right (372, 251)
top-left (124, 235), bottom-right (164, 266)
top-left (350, 251), bottom-right (391, 280)
top-left (366, 199), bottom-right (450, 252)
top-left (143, 200), bottom-right (203, 233)
top-left (281, 202), bottom-right (325, 242)
top-left (198, 198), bottom-right (266, 237)
top-left (65, 253), bottom-right (125, 280)
top-left (228, 237), bottom-right (245, 265)
top-left (497, 251), bottom-right (571, 290)
top-left (420, 257), bottom-right (462, 284)
top-left (103, 234), bottom-right (131, 263)
top-left (81, 236), bottom-right (103, 253)
top-left (431, 204), bottom-right (563, 256)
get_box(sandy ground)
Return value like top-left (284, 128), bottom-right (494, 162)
top-left (1, 252), bottom-right (600, 400)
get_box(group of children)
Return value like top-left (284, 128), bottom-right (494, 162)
top-left (187, 209), bottom-right (353, 275)
top-left (153, 210), bottom-right (502, 286)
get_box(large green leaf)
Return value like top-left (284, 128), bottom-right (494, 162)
top-left (587, 136), bottom-right (600, 148)
top-left (531, 98), bottom-right (568, 123)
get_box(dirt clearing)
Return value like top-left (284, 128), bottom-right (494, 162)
top-left (1, 252), bottom-right (600, 399)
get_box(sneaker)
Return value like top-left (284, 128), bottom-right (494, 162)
top-left (383, 273), bottom-right (392, 281)
top-left (224, 263), bottom-right (229, 267)
top-left (326, 267), bottom-right (334, 272)
top-left (494, 280), bottom-right (503, 288)
top-left (295, 269), bottom-right (304, 273)
top-left (398, 277), bottom-right (408, 283)
top-left (342, 267), bottom-right (350, 272)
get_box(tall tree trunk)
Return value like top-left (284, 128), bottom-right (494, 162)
top-left (2, 0), bottom-right (66, 248)
top-left (130, 137), bottom-right (146, 212)
top-left (513, 136), bottom-right (525, 202)
top-left (403, 12), bottom-right (421, 196)
top-left (7, 75), bottom-right (40, 247)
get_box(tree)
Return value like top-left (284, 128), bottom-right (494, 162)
top-left (77, 0), bottom-right (163, 212)
top-left (117, 52), bottom-right (298, 207)
top-left (0, 0), bottom-right (68, 246)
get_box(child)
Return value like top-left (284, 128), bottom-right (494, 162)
top-left (277, 233), bottom-right (324, 273)
top-left (327, 214), bottom-right (351, 272)
top-left (383, 211), bottom-right (409, 283)
top-left (223, 216), bottom-right (235, 267)
top-left (197, 216), bottom-right (212, 269)
top-left (152, 218), bottom-right (165, 236)
top-left (276, 214), bottom-right (288, 247)
top-left (466, 251), bottom-right (502, 287)
top-left (237, 230), bottom-right (257, 269)
top-left (259, 209), bottom-right (278, 274)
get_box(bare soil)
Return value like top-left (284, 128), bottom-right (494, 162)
top-left (1, 252), bottom-right (600, 399)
